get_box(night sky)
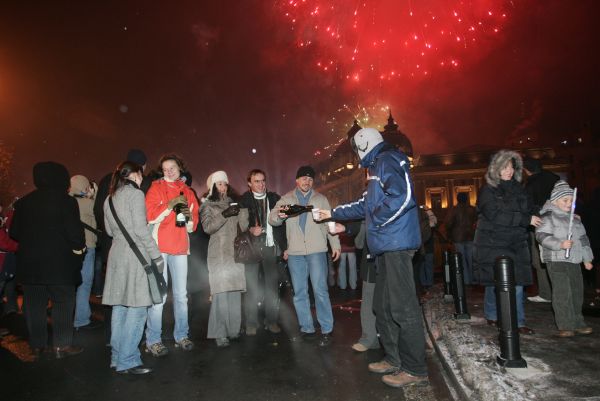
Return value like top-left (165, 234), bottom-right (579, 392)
top-left (1, 0), bottom-right (599, 196)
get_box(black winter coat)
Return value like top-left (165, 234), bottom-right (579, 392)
top-left (239, 191), bottom-right (287, 254)
top-left (10, 162), bottom-right (86, 286)
top-left (525, 170), bottom-right (559, 213)
top-left (473, 179), bottom-right (535, 286)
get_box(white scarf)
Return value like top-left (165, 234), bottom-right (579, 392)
top-left (253, 191), bottom-right (274, 247)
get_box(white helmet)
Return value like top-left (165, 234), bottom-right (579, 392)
top-left (351, 128), bottom-right (384, 160)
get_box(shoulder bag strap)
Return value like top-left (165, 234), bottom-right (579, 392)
top-left (81, 221), bottom-right (102, 237)
top-left (108, 197), bottom-right (151, 273)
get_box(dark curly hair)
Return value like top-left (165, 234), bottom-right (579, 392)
top-left (156, 153), bottom-right (187, 178)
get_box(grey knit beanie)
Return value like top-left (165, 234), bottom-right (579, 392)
top-left (550, 180), bottom-right (574, 202)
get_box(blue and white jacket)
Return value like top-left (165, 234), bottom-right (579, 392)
top-left (332, 142), bottom-right (421, 256)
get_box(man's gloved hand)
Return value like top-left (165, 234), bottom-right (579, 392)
top-left (180, 206), bottom-right (191, 219)
top-left (152, 257), bottom-right (165, 274)
top-left (222, 204), bottom-right (240, 218)
top-left (168, 195), bottom-right (187, 210)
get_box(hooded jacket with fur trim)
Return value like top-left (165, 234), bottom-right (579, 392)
top-left (473, 150), bottom-right (535, 285)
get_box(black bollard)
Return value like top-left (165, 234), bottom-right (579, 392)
top-left (450, 253), bottom-right (470, 320)
top-left (494, 256), bottom-right (527, 368)
top-left (443, 250), bottom-right (453, 302)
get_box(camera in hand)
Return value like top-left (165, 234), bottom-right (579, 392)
top-left (280, 204), bottom-right (314, 216)
top-left (174, 191), bottom-right (188, 227)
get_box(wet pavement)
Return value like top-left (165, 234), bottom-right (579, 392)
top-left (1, 285), bottom-right (454, 401)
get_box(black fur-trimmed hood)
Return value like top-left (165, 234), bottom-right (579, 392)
top-left (485, 150), bottom-right (523, 188)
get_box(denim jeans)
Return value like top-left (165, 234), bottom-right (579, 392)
top-left (74, 248), bottom-right (95, 328)
top-left (287, 253), bottom-right (334, 334)
top-left (111, 305), bottom-right (148, 371)
top-left (146, 253), bottom-right (189, 345)
top-left (484, 285), bottom-right (525, 327)
top-left (338, 252), bottom-right (357, 289)
top-left (419, 252), bottom-right (434, 287)
top-left (454, 242), bottom-right (474, 285)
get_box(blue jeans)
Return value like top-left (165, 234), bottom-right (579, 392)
top-left (338, 252), bottom-right (357, 289)
top-left (419, 252), bottom-right (434, 286)
top-left (146, 253), bottom-right (189, 345)
top-left (111, 305), bottom-right (147, 371)
top-left (74, 248), bottom-right (95, 328)
top-left (454, 242), bottom-right (474, 285)
top-left (288, 253), bottom-right (334, 334)
top-left (484, 285), bottom-right (525, 327)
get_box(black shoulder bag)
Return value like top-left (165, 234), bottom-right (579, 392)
top-left (108, 197), bottom-right (167, 304)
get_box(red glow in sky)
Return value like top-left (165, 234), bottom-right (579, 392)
top-left (279, 0), bottom-right (512, 82)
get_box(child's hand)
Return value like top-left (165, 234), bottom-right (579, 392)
top-left (584, 262), bottom-right (593, 270)
top-left (560, 240), bottom-right (573, 249)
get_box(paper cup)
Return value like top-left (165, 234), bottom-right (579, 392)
top-left (311, 208), bottom-right (321, 221)
top-left (327, 221), bottom-right (336, 234)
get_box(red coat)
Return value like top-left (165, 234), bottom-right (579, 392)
top-left (145, 179), bottom-right (199, 255)
top-left (0, 210), bottom-right (18, 273)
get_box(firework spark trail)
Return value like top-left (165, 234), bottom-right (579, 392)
top-left (278, 0), bottom-right (512, 83)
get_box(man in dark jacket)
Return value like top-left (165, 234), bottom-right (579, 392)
top-left (321, 128), bottom-right (427, 388)
top-left (445, 192), bottom-right (477, 284)
top-left (10, 162), bottom-right (86, 359)
top-left (523, 158), bottom-right (559, 303)
top-left (239, 169), bottom-right (287, 335)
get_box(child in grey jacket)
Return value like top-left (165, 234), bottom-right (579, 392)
top-left (536, 180), bottom-right (594, 337)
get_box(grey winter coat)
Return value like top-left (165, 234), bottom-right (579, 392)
top-left (536, 201), bottom-right (594, 264)
top-left (102, 183), bottom-right (161, 307)
top-left (200, 197), bottom-right (249, 295)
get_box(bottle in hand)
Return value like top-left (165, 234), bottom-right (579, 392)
top-left (279, 204), bottom-right (314, 216)
top-left (174, 191), bottom-right (188, 227)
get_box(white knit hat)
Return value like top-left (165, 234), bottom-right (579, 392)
top-left (550, 180), bottom-right (574, 202)
top-left (206, 171), bottom-right (229, 196)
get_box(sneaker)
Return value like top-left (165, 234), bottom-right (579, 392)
top-left (215, 338), bottom-right (230, 348)
top-left (368, 360), bottom-right (398, 374)
top-left (175, 337), bottom-right (194, 351)
top-left (75, 320), bottom-right (103, 331)
top-left (54, 345), bottom-right (84, 359)
top-left (382, 371), bottom-right (429, 388)
top-left (266, 323), bottom-right (281, 334)
top-left (527, 295), bottom-right (551, 303)
top-left (575, 327), bottom-right (593, 335)
top-left (146, 342), bottom-right (169, 357)
top-left (246, 326), bottom-right (257, 336)
top-left (557, 330), bottom-right (575, 337)
top-left (351, 343), bottom-right (368, 352)
top-left (300, 331), bottom-right (318, 341)
top-left (318, 333), bottom-right (332, 347)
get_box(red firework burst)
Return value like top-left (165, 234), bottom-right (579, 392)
top-left (278, 0), bottom-right (513, 82)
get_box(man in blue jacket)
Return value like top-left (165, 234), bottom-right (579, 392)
top-left (320, 128), bottom-right (428, 388)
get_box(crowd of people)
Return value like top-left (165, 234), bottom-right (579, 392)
top-left (0, 127), bottom-right (598, 389)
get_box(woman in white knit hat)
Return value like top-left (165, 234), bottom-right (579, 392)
top-left (200, 171), bottom-right (249, 347)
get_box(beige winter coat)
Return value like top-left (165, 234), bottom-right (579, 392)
top-left (200, 197), bottom-right (249, 295)
top-left (269, 189), bottom-right (340, 255)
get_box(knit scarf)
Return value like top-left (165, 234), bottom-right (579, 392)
top-left (253, 191), bottom-right (274, 247)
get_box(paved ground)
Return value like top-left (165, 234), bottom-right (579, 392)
top-left (0, 285), bottom-right (453, 401)
top-left (424, 285), bottom-right (600, 401)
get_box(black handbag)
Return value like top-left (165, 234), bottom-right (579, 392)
top-left (108, 197), bottom-right (167, 304)
top-left (234, 224), bottom-right (263, 264)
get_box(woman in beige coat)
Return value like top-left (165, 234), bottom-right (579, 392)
top-left (200, 171), bottom-right (248, 347)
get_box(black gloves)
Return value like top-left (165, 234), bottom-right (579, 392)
top-left (222, 204), bottom-right (240, 218)
top-left (152, 257), bottom-right (165, 273)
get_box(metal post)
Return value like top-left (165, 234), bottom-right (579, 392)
top-left (443, 250), bottom-right (453, 302)
top-left (450, 252), bottom-right (470, 319)
top-left (495, 256), bottom-right (527, 368)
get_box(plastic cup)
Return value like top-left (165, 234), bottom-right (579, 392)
top-left (311, 208), bottom-right (321, 221)
top-left (327, 221), bottom-right (336, 234)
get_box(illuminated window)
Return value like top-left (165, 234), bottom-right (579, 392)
top-left (425, 187), bottom-right (448, 209)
